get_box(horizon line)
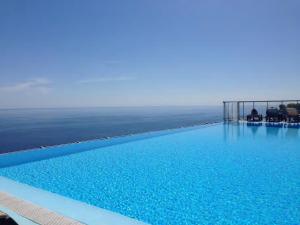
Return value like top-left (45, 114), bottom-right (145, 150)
top-left (0, 104), bottom-right (222, 110)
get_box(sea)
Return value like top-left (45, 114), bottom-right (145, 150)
top-left (0, 106), bottom-right (222, 153)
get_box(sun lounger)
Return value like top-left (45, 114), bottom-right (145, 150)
top-left (266, 107), bottom-right (280, 122)
top-left (247, 109), bottom-right (263, 122)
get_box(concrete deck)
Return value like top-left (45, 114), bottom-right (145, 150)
top-left (0, 192), bottom-right (85, 225)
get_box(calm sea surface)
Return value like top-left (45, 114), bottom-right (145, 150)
top-left (0, 106), bottom-right (222, 153)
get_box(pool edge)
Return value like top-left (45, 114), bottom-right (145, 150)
top-left (0, 122), bottom-right (222, 168)
top-left (0, 176), bottom-right (149, 225)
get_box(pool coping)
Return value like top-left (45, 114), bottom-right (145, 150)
top-left (0, 176), bottom-right (148, 225)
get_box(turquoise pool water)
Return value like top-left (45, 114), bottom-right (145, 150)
top-left (0, 123), bottom-right (299, 225)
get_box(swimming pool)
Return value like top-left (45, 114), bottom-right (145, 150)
top-left (0, 123), bottom-right (299, 225)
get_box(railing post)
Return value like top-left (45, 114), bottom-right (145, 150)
top-left (237, 102), bottom-right (240, 121)
top-left (231, 102), bottom-right (234, 121)
top-left (223, 102), bottom-right (226, 121)
top-left (243, 102), bottom-right (245, 120)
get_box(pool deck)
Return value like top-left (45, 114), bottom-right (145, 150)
top-left (0, 192), bottom-right (84, 225)
top-left (0, 176), bottom-right (148, 225)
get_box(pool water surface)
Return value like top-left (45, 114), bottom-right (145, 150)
top-left (0, 123), bottom-right (299, 225)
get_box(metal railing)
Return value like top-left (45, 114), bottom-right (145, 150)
top-left (223, 100), bottom-right (300, 122)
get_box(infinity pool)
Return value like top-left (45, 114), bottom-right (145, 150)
top-left (0, 123), bottom-right (299, 225)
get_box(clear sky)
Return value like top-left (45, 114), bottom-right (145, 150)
top-left (0, 0), bottom-right (299, 108)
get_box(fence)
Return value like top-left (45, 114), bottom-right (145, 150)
top-left (223, 100), bottom-right (300, 122)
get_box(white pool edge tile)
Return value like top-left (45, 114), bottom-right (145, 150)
top-left (0, 176), bottom-right (149, 225)
top-left (0, 191), bottom-right (84, 225)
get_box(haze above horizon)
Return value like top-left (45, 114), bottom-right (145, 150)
top-left (0, 0), bottom-right (299, 108)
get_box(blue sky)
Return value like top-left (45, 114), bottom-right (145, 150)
top-left (0, 0), bottom-right (299, 108)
